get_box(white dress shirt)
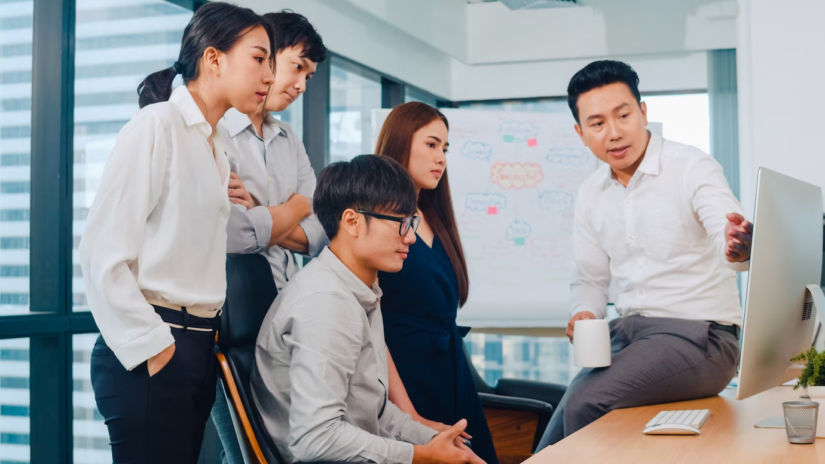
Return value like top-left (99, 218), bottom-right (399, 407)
top-left (80, 86), bottom-right (231, 370)
top-left (219, 108), bottom-right (328, 291)
top-left (572, 131), bottom-right (748, 327)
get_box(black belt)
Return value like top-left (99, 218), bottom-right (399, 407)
top-left (710, 321), bottom-right (740, 340)
top-left (153, 305), bottom-right (220, 331)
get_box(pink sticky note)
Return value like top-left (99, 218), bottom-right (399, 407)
top-left (487, 206), bottom-right (498, 215)
top-left (527, 138), bottom-right (538, 147)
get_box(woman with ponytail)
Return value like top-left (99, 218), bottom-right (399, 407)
top-left (376, 102), bottom-right (498, 464)
top-left (79, 3), bottom-right (274, 463)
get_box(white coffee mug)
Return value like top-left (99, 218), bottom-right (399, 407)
top-left (573, 319), bottom-right (611, 368)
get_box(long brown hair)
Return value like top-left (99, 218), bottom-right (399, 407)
top-left (375, 102), bottom-right (469, 307)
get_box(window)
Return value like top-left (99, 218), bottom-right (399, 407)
top-left (73, 333), bottom-right (107, 464)
top-left (272, 93), bottom-right (303, 141)
top-left (71, 0), bottom-right (193, 312)
top-left (404, 86), bottom-right (438, 106)
top-left (0, 338), bottom-right (30, 464)
top-left (642, 93), bottom-right (710, 154)
top-left (329, 57), bottom-right (381, 164)
top-left (465, 334), bottom-right (577, 386)
top-left (0, 0), bottom-right (33, 316)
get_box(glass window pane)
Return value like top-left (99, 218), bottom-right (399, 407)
top-left (73, 333), bottom-right (107, 464)
top-left (404, 86), bottom-right (437, 106)
top-left (0, 0), bottom-right (33, 316)
top-left (464, 333), bottom-right (576, 386)
top-left (329, 58), bottom-right (381, 164)
top-left (272, 92), bottom-right (303, 141)
top-left (643, 93), bottom-right (710, 154)
top-left (0, 338), bottom-right (30, 464)
top-left (72, 0), bottom-right (193, 311)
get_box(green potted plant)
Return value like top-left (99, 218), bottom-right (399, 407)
top-left (791, 347), bottom-right (825, 398)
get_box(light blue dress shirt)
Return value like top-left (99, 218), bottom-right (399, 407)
top-left (219, 108), bottom-right (328, 291)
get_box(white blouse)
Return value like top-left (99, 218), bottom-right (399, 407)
top-left (80, 85), bottom-right (231, 371)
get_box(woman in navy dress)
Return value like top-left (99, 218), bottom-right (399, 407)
top-left (375, 102), bottom-right (498, 464)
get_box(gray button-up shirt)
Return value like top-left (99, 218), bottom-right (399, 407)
top-left (220, 108), bottom-right (328, 291)
top-left (250, 248), bottom-right (437, 464)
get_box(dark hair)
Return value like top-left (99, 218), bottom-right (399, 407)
top-left (314, 155), bottom-right (417, 240)
top-left (137, 2), bottom-right (273, 108)
top-left (567, 60), bottom-right (641, 123)
top-left (374, 102), bottom-right (470, 307)
top-left (262, 10), bottom-right (327, 63)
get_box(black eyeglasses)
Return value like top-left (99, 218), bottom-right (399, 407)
top-left (356, 210), bottom-right (421, 236)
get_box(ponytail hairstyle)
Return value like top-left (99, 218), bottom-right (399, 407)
top-left (375, 102), bottom-right (470, 307)
top-left (137, 2), bottom-right (274, 109)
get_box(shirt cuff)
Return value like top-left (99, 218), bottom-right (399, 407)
top-left (248, 205), bottom-right (273, 251)
top-left (405, 421), bottom-right (438, 446)
top-left (112, 322), bottom-right (174, 371)
top-left (300, 214), bottom-right (329, 257)
top-left (385, 440), bottom-right (416, 464)
top-left (726, 259), bottom-right (750, 273)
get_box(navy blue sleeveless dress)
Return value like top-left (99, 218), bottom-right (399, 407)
top-left (379, 234), bottom-right (498, 464)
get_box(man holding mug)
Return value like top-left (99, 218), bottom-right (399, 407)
top-left (538, 60), bottom-right (752, 448)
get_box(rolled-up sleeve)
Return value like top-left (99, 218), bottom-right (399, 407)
top-left (570, 185), bottom-right (611, 319)
top-left (294, 135), bottom-right (329, 257)
top-left (79, 111), bottom-right (174, 371)
top-left (226, 204), bottom-right (272, 254)
top-left (283, 294), bottom-right (415, 464)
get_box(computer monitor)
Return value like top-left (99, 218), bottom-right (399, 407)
top-left (737, 168), bottom-right (825, 401)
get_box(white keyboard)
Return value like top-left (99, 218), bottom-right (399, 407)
top-left (643, 409), bottom-right (710, 435)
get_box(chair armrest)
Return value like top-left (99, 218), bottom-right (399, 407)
top-left (478, 392), bottom-right (554, 416)
top-left (493, 378), bottom-right (567, 412)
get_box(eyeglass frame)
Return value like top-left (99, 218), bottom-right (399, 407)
top-left (355, 210), bottom-right (421, 236)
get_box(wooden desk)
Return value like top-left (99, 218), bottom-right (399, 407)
top-left (526, 386), bottom-right (825, 464)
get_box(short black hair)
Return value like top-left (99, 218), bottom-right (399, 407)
top-left (262, 10), bottom-right (327, 63)
top-left (567, 60), bottom-right (641, 123)
top-left (314, 155), bottom-right (417, 240)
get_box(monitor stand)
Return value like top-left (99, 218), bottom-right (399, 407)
top-left (753, 284), bottom-right (825, 436)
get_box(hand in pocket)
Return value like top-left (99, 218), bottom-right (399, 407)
top-left (147, 343), bottom-right (176, 377)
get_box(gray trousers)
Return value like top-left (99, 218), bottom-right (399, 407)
top-left (537, 315), bottom-right (739, 449)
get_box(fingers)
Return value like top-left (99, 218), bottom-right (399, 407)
top-left (726, 212), bottom-right (745, 224)
top-left (444, 419), bottom-right (467, 441)
top-left (228, 178), bottom-right (243, 189)
top-left (228, 188), bottom-right (247, 199)
top-left (230, 172), bottom-right (240, 179)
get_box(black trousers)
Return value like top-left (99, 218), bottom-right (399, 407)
top-left (91, 306), bottom-right (220, 464)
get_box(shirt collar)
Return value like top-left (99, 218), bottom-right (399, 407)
top-left (222, 108), bottom-right (288, 140)
top-left (600, 130), bottom-right (662, 190)
top-left (223, 107), bottom-right (254, 138)
top-left (169, 85), bottom-right (211, 138)
top-left (318, 247), bottom-right (382, 312)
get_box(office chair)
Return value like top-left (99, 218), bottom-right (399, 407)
top-left (215, 253), bottom-right (282, 464)
top-left (216, 254), bottom-right (343, 464)
top-left (462, 344), bottom-right (566, 461)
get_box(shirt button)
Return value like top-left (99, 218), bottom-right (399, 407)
top-left (624, 198), bottom-right (630, 204)
top-left (268, 176), bottom-right (273, 182)
top-left (630, 235), bottom-right (635, 241)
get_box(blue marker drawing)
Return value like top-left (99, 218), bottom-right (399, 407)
top-left (546, 147), bottom-right (590, 167)
top-left (465, 193), bottom-right (507, 212)
top-left (461, 141), bottom-right (493, 161)
top-left (539, 191), bottom-right (575, 213)
top-left (506, 220), bottom-right (532, 242)
top-left (499, 121), bottom-right (538, 143)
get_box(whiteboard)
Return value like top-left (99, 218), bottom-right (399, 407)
top-left (372, 109), bottom-right (654, 328)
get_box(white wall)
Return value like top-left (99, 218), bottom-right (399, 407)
top-left (736, 0), bottom-right (825, 216)
top-left (238, 0), bottom-right (456, 98)
top-left (451, 52), bottom-right (709, 101)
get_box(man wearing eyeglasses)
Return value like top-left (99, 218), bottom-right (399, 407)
top-left (250, 155), bottom-right (482, 464)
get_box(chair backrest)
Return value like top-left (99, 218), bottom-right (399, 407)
top-left (220, 254), bottom-right (278, 351)
top-left (218, 254), bottom-right (283, 464)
